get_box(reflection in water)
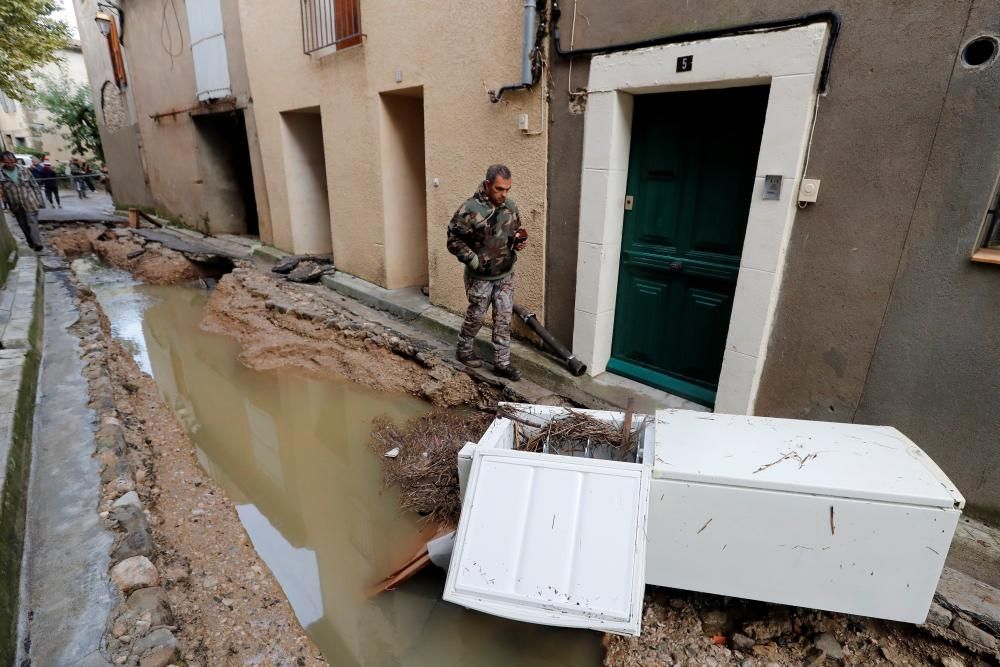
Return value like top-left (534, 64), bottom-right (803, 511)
top-left (81, 264), bottom-right (603, 667)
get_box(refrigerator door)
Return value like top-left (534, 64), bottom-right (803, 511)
top-left (444, 448), bottom-right (651, 636)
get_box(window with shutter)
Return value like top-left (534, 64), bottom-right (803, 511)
top-left (107, 20), bottom-right (127, 86)
top-left (301, 0), bottom-right (362, 54)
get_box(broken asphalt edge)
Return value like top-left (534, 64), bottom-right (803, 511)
top-left (0, 218), bottom-right (44, 667)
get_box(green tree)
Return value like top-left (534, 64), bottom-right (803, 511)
top-left (33, 73), bottom-right (104, 162)
top-left (0, 0), bottom-right (72, 100)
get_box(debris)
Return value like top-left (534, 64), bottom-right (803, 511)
top-left (383, 447), bottom-right (400, 458)
top-left (287, 260), bottom-right (335, 283)
top-left (427, 529), bottom-right (456, 569)
top-left (813, 631), bottom-right (844, 658)
top-left (370, 409), bottom-right (492, 526)
top-left (926, 602), bottom-right (953, 628)
top-left (271, 254), bottom-right (335, 282)
top-left (752, 450), bottom-right (818, 474)
top-left (366, 523), bottom-right (452, 597)
top-left (500, 405), bottom-right (648, 461)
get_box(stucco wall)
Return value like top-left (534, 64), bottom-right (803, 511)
top-left (238, 0), bottom-right (549, 318)
top-left (854, 0), bottom-right (1000, 517)
top-left (546, 0), bottom-right (1000, 512)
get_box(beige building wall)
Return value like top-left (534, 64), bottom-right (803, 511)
top-left (238, 0), bottom-right (549, 319)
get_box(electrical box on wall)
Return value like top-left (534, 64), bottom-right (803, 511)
top-left (799, 178), bottom-right (821, 203)
top-left (517, 113), bottom-right (530, 131)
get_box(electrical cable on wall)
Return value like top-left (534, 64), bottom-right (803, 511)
top-left (160, 0), bottom-right (185, 70)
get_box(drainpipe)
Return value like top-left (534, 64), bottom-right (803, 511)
top-left (488, 0), bottom-right (539, 103)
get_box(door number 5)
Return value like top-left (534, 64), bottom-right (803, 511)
top-left (676, 55), bottom-right (693, 73)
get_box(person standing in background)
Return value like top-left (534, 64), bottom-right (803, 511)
top-left (0, 151), bottom-right (46, 250)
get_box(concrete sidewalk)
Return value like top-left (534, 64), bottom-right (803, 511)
top-left (17, 268), bottom-right (114, 666)
top-left (0, 218), bottom-right (44, 666)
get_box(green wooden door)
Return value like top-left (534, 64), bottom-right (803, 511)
top-left (609, 86), bottom-right (769, 406)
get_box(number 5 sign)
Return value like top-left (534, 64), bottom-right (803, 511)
top-left (676, 55), bottom-right (693, 72)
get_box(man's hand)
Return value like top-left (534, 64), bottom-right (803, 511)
top-left (513, 228), bottom-right (528, 251)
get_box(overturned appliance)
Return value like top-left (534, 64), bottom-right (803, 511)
top-left (446, 403), bottom-right (965, 636)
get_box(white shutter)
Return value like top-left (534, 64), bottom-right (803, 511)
top-left (186, 0), bottom-right (231, 101)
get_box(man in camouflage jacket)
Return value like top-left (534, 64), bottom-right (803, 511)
top-left (446, 164), bottom-right (526, 380)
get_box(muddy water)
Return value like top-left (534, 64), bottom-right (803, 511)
top-left (75, 260), bottom-right (604, 667)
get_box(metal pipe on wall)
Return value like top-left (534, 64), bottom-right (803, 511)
top-left (488, 0), bottom-right (540, 103)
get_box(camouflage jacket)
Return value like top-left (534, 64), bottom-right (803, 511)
top-left (446, 184), bottom-right (521, 280)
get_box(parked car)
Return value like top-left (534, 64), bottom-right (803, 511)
top-left (14, 154), bottom-right (36, 167)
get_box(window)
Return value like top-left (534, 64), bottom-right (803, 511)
top-left (0, 92), bottom-right (15, 114)
top-left (14, 137), bottom-right (26, 146)
top-left (301, 0), bottom-right (362, 54)
top-left (107, 19), bottom-right (127, 86)
top-left (972, 180), bottom-right (1000, 265)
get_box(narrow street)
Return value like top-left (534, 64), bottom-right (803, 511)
top-left (3, 1), bottom-right (1000, 666)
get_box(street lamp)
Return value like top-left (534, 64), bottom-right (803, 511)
top-left (94, 11), bottom-right (113, 37)
top-left (94, 2), bottom-right (124, 43)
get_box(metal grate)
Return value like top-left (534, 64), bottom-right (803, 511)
top-left (301, 0), bottom-right (362, 54)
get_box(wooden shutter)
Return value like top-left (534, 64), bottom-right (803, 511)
top-left (107, 21), bottom-right (127, 86)
top-left (334, 0), bottom-right (362, 48)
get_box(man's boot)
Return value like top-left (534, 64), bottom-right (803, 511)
top-left (493, 364), bottom-right (521, 381)
top-left (456, 349), bottom-right (482, 368)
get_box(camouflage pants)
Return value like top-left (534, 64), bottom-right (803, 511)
top-left (458, 273), bottom-right (515, 366)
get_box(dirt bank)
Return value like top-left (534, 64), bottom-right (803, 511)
top-left (201, 268), bottom-right (503, 408)
top-left (48, 225), bottom-right (214, 285)
top-left (71, 282), bottom-right (325, 666)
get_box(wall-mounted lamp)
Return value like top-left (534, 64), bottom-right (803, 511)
top-left (95, 2), bottom-right (124, 44)
top-left (94, 11), bottom-right (113, 36)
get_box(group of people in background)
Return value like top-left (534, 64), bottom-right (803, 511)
top-left (0, 151), bottom-right (109, 251)
top-left (30, 156), bottom-right (101, 204)
top-left (0, 155), bottom-right (104, 211)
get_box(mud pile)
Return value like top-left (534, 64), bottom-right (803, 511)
top-left (200, 268), bottom-right (504, 407)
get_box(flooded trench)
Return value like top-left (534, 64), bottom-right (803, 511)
top-left (74, 259), bottom-right (604, 667)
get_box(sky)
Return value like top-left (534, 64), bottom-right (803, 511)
top-left (53, 0), bottom-right (80, 39)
